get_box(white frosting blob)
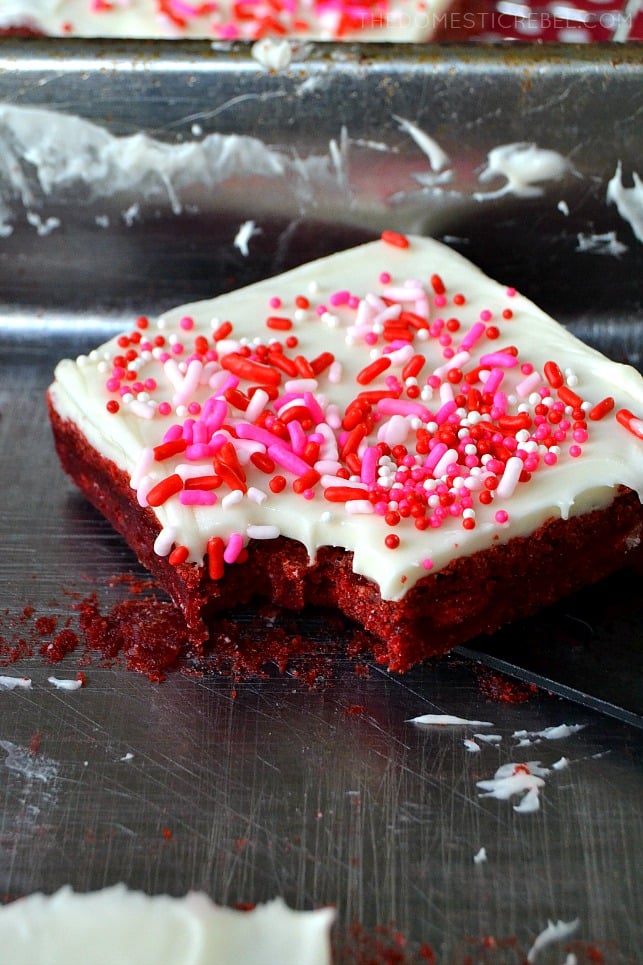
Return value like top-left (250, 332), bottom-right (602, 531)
top-left (607, 161), bottom-right (643, 243)
top-left (0, 886), bottom-right (334, 965)
top-left (476, 142), bottom-right (573, 200)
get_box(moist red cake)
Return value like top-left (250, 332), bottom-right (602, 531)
top-left (47, 234), bottom-right (643, 671)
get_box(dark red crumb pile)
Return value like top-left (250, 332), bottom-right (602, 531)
top-left (475, 666), bottom-right (538, 703)
top-left (1, 576), bottom-right (367, 686)
top-left (334, 921), bottom-right (436, 964)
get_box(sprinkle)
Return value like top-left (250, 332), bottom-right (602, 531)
top-left (168, 545), bottom-right (189, 566)
top-left (588, 396), bottom-right (614, 421)
top-left (223, 532), bottom-right (244, 563)
top-left (356, 357), bottom-right (391, 385)
top-left (146, 474), bottom-right (183, 507)
top-left (381, 229), bottom-right (409, 248)
top-left (207, 537), bottom-right (225, 580)
top-left (479, 350), bottom-right (519, 369)
top-left (179, 490), bottom-right (217, 506)
top-left (153, 527), bottom-right (177, 556)
top-left (558, 385), bottom-right (583, 408)
top-left (616, 408), bottom-right (643, 440)
top-left (324, 486), bottom-right (370, 502)
top-left (247, 524), bottom-right (280, 539)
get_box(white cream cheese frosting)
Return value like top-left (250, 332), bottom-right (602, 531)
top-left (49, 233), bottom-right (643, 602)
top-left (0, 0), bottom-right (450, 42)
top-left (0, 886), bottom-right (334, 965)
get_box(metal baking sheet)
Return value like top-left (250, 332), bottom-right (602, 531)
top-left (1, 42), bottom-right (642, 961)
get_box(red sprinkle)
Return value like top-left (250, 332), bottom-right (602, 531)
top-left (381, 229), bottom-right (409, 249)
top-left (430, 274), bottom-right (445, 295)
top-left (168, 545), bottom-right (189, 566)
top-left (147, 474), bottom-right (183, 507)
top-left (356, 357), bottom-right (391, 385)
top-left (266, 316), bottom-right (293, 331)
top-left (207, 536), bottom-right (225, 580)
top-left (544, 360), bottom-right (564, 389)
top-left (589, 397), bottom-right (614, 421)
top-left (153, 439), bottom-right (188, 461)
top-left (213, 321), bottom-right (233, 341)
top-left (558, 385), bottom-right (584, 408)
top-left (324, 486), bottom-right (370, 502)
top-left (269, 475), bottom-right (287, 493)
top-left (616, 408), bottom-right (643, 440)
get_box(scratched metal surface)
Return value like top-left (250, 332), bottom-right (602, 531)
top-left (0, 42), bottom-right (642, 961)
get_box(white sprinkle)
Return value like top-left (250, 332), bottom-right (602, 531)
top-left (48, 676), bottom-right (83, 691)
top-left (345, 500), bottom-right (374, 515)
top-left (464, 738), bottom-right (481, 753)
top-left (247, 487), bottom-right (268, 505)
top-left (0, 676), bottom-right (32, 690)
top-left (473, 847), bottom-right (487, 864)
top-left (154, 526), bottom-right (176, 557)
top-left (247, 524), bottom-right (280, 540)
top-left (120, 752), bottom-right (134, 762)
top-left (221, 490), bottom-right (244, 509)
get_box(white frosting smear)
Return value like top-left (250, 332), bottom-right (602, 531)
top-left (607, 162), bottom-right (643, 243)
top-left (527, 918), bottom-right (580, 962)
top-left (49, 236), bottom-right (643, 603)
top-left (476, 143), bottom-right (573, 200)
top-left (0, 887), bottom-right (334, 965)
top-left (410, 714), bottom-right (495, 727)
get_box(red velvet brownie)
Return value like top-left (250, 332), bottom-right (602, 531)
top-left (48, 234), bottom-right (643, 671)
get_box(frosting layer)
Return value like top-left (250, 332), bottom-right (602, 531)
top-left (50, 234), bottom-right (643, 601)
top-left (0, 886), bottom-right (334, 964)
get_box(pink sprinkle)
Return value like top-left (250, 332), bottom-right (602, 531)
top-left (425, 442), bottom-right (448, 472)
top-left (287, 420), bottom-right (307, 455)
top-left (269, 296), bottom-right (282, 309)
top-left (435, 400), bottom-right (457, 425)
top-left (188, 402), bottom-right (201, 415)
top-left (106, 377), bottom-right (120, 392)
top-left (569, 445), bottom-right (582, 458)
top-left (377, 398), bottom-right (432, 421)
top-left (516, 371), bottom-right (542, 398)
top-left (506, 287), bottom-right (517, 297)
top-left (482, 367), bottom-right (505, 395)
top-left (179, 316), bottom-right (194, 331)
top-left (573, 428), bottom-right (588, 443)
top-left (460, 321), bottom-right (486, 351)
top-left (479, 309), bottom-right (492, 322)
top-left (379, 272), bottom-right (391, 284)
top-left (479, 351), bottom-right (519, 369)
top-left (422, 558), bottom-right (434, 570)
top-left (434, 294), bottom-right (447, 308)
top-left (329, 290), bottom-right (350, 307)
top-left (544, 452), bottom-right (558, 466)
top-left (365, 332), bottom-right (378, 346)
top-left (495, 509), bottom-right (509, 524)
top-left (158, 401), bottom-right (172, 416)
top-left (360, 446), bottom-right (379, 486)
top-left (163, 424), bottom-right (184, 443)
top-left (171, 342), bottom-right (184, 355)
top-left (179, 490), bottom-right (217, 506)
top-left (223, 532), bottom-right (244, 564)
top-left (267, 443), bottom-right (311, 477)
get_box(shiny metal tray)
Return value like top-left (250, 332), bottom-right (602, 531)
top-left (0, 41), bottom-right (642, 961)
